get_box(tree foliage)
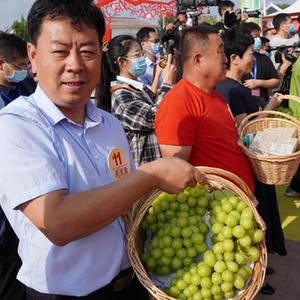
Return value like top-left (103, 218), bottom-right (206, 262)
top-left (10, 16), bottom-right (29, 41)
top-left (277, 3), bottom-right (290, 9)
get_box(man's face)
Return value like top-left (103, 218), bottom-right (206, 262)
top-left (281, 18), bottom-right (291, 33)
top-left (141, 32), bottom-right (159, 53)
top-left (0, 56), bottom-right (29, 82)
top-left (178, 13), bottom-right (187, 23)
top-left (28, 18), bottom-right (101, 111)
top-left (201, 34), bottom-right (228, 85)
top-left (251, 30), bottom-right (260, 38)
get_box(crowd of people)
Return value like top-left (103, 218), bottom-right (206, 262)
top-left (0, 0), bottom-right (299, 299)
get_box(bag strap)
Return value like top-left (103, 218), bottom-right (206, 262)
top-left (110, 83), bottom-right (140, 94)
top-left (110, 83), bottom-right (156, 102)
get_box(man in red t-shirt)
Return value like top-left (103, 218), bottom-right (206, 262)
top-left (155, 25), bottom-right (254, 192)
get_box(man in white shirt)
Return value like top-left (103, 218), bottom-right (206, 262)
top-left (137, 27), bottom-right (162, 93)
top-left (0, 0), bottom-right (205, 299)
top-left (270, 13), bottom-right (299, 67)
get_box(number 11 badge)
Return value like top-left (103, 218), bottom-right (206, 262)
top-left (107, 147), bottom-right (131, 180)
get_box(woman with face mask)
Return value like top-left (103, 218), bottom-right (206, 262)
top-left (96, 35), bottom-right (177, 167)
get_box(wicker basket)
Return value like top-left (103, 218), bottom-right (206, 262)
top-left (126, 167), bottom-right (267, 300)
top-left (238, 95), bottom-right (300, 185)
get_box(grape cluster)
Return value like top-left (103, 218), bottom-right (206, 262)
top-left (165, 190), bottom-right (263, 299)
top-left (276, 106), bottom-right (300, 120)
top-left (142, 184), bottom-right (210, 275)
top-left (141, 186), bottom-right (264, 300)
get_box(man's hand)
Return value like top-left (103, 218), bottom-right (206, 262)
top-left (162, 53), bottom-right (177, 84)
top-left (265, 92), bottom-right (283, 110)
top-left (244, 79), bottom-right (261, 89)
top-left (141, 157), bottom-right (207, 194)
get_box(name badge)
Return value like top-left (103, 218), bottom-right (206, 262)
top-left (107, 147), bottom-right (130, 180)
top-left (251, 88), bottom-right (260, 97)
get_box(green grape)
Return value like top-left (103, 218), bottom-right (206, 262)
top-left (183, 272), bottom-right (192, 284)
top-left (162, 235), bottom-right (173, 247)
top-left (198, 223), bottom-right (209, 234)
top-left (172, 257), bottom-right (183, 270)
top-left (198, 263), bottom-right (212, 277)
top-left (188, 197), bottom-right (197, 207)
top-left (200, 277), bottom-right (212, 289)
top-left (191, 233), bottom-right (204, 245)
top-left (172, 237), bottom-right (183, 250)
top-left (222, 270), bottom-right (233, 282)
top-left (203, 250), bottom-right (217, 268)
top-left (233, 274), bottom-right (245, 290)
top-left (161, 256), bottom-right (172, 266)
top-left (232, 225), bottom-right (246, 238)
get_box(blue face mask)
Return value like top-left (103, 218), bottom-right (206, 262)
top-left (150, 43), bottom-right (160, 55)
top-left (289, 23), bottom-right (295, 33)
top-left (265, 51), bottom-right (271, 58)
top-left (253, 37), bottom-right (262, 52)
top-left (128, 56), bottom-right (147, 77)
top-left (5, 68), bottom-right (28, 83)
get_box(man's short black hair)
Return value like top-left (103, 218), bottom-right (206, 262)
top-left (0, 31), bottom-right (27, 62)
top-left (221, 25), bottom-right (254, 69)
top-left (241, 22), bottom-right (261, 34)
top-left (136, 27), bottom-right (156, 43)
top-left (218, 0), bottom-right (235, 16)
top-left (180, 25), bottom-right (219, 63)
top-left (27, 0), bottom-right (105, 45)
top-left (273, 13), bottom-right (290, 31)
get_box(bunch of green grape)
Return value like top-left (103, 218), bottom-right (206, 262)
top-left (165, 189), bottom-right (264, 300)
top-left (276, 106), bottom-right (300, 120)
top-left (141, 184), bottom-right (210, 275)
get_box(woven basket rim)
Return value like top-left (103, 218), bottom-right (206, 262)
top-left (127, 167), bottom-right (267, 300)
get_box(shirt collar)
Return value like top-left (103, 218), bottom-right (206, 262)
top-left (145, 56), bottom-right (155, 68)
top-left (31, 85), bottom-right (104, 127)
top-left (116, 75), bottom-right (144, 91)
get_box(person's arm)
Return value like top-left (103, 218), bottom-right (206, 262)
top-left (159, 145), bottom-right (192, 161)
top-left (20, 157), bottom-right (205, 247)
top-left (234, 113), bottom-right (248, 127)
top-left (243, 78), bottom-right (280, 89)
top-left (235, 93), bottom-right (283, 127)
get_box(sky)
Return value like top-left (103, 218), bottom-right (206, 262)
top-left (0, 0), bottom-right (296, 31)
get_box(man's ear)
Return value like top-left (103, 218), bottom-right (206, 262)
top-left (193, 52), bottom-right (203, 65)
top-left (27, 43), bottom-right (37, 74)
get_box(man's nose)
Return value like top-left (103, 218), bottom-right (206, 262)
top-left (66, 52), bottom-right (84, 73)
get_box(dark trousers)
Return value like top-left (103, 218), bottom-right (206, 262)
top-left (26, 271), bottom-right (149, 300)
top-left (289, 166), bottom-right (300, 193)
top-left (0, 221), bottom-right (26, 300)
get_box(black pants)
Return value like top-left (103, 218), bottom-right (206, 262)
top-left (26, 273), bottom-right (149, 300)
top-left (289, 166), bottom-right (300, 193)
top-left (0, 222), bottom-right (26, 300)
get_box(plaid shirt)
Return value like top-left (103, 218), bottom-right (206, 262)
top-left (111, 78), bottom-right (172, 167)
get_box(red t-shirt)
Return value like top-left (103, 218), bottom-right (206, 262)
top-left (155, 79), bottom-right (254, 192)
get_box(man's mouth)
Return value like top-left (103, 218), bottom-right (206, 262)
top-left (62, 81), bottom-right (85, 92)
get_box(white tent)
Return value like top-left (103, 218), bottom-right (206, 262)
top-left (268, 0), bottom-right (300, 16)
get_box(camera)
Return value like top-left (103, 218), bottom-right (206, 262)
top-left (269, 44), bottom-right (300, 64)
top-left (243, 9), bottom-right (261, 18)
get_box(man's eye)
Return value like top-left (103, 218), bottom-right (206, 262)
top-left (53, 50), bottom-right (67, 55)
